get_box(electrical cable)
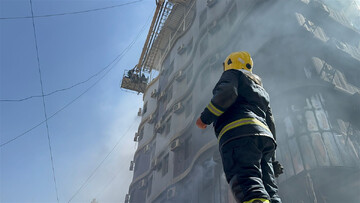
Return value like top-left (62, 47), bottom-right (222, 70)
top-left (95, 172), bottom-right (121, 200)
top-left (67, 10), bottom-right (154, 202)
top-left (0, 0), bottom-right (144, 103)
top-left (0, 53), bottom-right (120, 147)
top-left (1, 59), bottom-right (111, 102)
top-left (0, 0), bottom-right (143, 20)
top-left (0, 9), bottom-right (152, 148)
top-left (29, 0), bottom-right (59, 202)
top-left (67, 118), bottom-right (139, 203)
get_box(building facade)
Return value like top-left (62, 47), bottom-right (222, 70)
top-left (125, 0), bottom-right (360, 202)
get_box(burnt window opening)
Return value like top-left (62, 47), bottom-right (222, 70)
top-left (150, 142), bottom-right (156, 158)
top-left (165, 116), bottom-right (172, 135)
top-left (200, 35), bottom-right (209, 56)
top-left (185, 97), bottom-right (193, 118)
top-left (184, 135), bottom-right (192, 160)
top-left (173, 134), bottom-right (192, 177)
top-left (167, 61), bottom-right (174, 76)
top-left (166, 85), bottom-right (173, 103)
top-left (199, 9), bottom-right (207, 27)
top-left (129, 191), bottom-right (135, 203)
top-left (187, 65), bottom-right (193, 84)
top-left (207, 0), bottom-right (218, 7)
top-left (201, 69), bottom-right (211, 88)
top-left (187, 38), bottom-right (193, 55)
top-left (142, 102), bottom-right (148, 115)
top-left (162, 154), bottom-right (169, 176)
top-left (134, 156), bottom-right (140, 173)
top-left (147, 175), bottom-right (153, 197)
top-left (227, 3), bottom-right (238, 25)
top-left (138, 127), bottom-right (144, 141)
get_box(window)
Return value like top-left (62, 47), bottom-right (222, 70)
top-left (201, 69), bottom-right (211, 88)
top-left (162, 154), bottom-right (169, 176)
top-left (199, 9), bottom-right (207, 26)
top-left (187, 38), bottom-right (193, 55)
top-left (138, 128), bottom-right (144, 141)
top-left (166, 85), bottom-right (173, 103)
top-left (167, 61), bottom-right (174, 76)
top-left (228, 3), bottom-right (237, 25)
top-left (186, 65), bottom-right (193, 84)
top-left (200, 35), bottom-right (208, 56)
top-left (185, 97), bottom-right (192, 118)
top-left (184, 135), bottom-right (192, 160)
top-left (165, 117), bottom-right (171, 135)
top-left (142, 102), bottom-right (148, 115)
top-left (173, 134), bottom-right (192, 177)
top-left (134, 156), bottom-right (140, 173)
top-left (147, 176), bottom-right (153, 197)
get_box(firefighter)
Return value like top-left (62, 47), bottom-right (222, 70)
top-left (196, 52), bottom-right (282, 203)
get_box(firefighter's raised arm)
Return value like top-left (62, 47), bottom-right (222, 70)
top-left (197, 71), bottom-right (239, 128)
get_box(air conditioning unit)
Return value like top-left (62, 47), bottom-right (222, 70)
top-left (167, 187), bottom-right (176, 199)
top-left (151, 89), bottom-right (158, 98)
top-left (207, 0), bottom-right (217, 7)
top-left (151, 158), bottom-right (162, 171)
top-left (309, 1), bottom-right (330, 17)
top-left (170, 139), bottom-right (181, 151)
top-left (159, 92), bottom-right (166, 100)
top-left (209, 53), bottom-right (220, 66)
top-left (138, 179), bottom-right (147, 189)
top-left (137, 108), bottom-right (142, 116)
top-left (208, 20), bottom-right (219, 34)
top-left (175, 70), bottom-right (185, 82)
top-left (177, 43), bottom-right (186, 54)
top-left (155, 122), bottom-right (164, 133)
top-left (125, 194), bottom-right (130, 203)
top-left (148, 113), bottom-right (155, 124)
top-left (143, 144), bottom-right (150, 153)
top-left (133, 133), bottom-right (139, 142)
top-left (129, 161), bottom-right (134, 171)
top-left (173, 102), bottom-right (184, 114)
top-left (213, 150), bottom-right (221, 165)
top-left (170, 0), bottom-right (186, 4)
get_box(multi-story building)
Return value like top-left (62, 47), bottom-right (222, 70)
top-left (123, 0), bottom-right (360, 202)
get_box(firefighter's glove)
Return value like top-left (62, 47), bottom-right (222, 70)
top-left (272, 161), bottom-right (284, 178)
top-left (196, 117), bottom-right (207, 129)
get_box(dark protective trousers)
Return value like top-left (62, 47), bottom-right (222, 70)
top-left (220, 136), bottom-right (282, 203)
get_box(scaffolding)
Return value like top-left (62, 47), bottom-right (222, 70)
top-left (120, 0), bottom-right (195, 93)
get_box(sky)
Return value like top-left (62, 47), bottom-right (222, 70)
top-left (0, 0), bottom-right (155, 202)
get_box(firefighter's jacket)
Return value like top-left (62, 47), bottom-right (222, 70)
top-left (200, 69), bottom-right (276, 149)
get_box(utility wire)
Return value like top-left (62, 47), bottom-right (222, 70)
top-left (0, 10), bottom-right (152, 148)
top-left (0, 54), bottom-right (120, 147)
top-left (95, 171), bottom-right (121, 200)
top-left (0, 51), bottom-right (121, 147)
top-left (29, 0), bottom-right (59, 202)
top-left (0, 0), bottom-right (143, 20)
top-left (68, 118), bottom-right (139, 203)
top-left (0, 0), bottom-right (143, 103)
top-left (1, 59), bottom-right (110, 102)
top-left (67, 11), bottom-right (154, 201)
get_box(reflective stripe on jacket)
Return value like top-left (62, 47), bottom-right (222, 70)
top-left (200, 69), bottom-right (276, 148)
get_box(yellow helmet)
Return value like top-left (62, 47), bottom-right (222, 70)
top-left (223, 51), bottom-right (253, 72)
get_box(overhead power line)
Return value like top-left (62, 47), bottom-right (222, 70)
top-left (95, 171), bottom-right (121, 200)
top-left (1, 0), bottom-right (144, 102)
top-left (0, 0), bottom-right (143, 20)
top-left (67, 118), bottom-right (139, 203)
top-left (29, 0), bottom-right (59, 202)
top-left (0, 10), bottom-right (152, 148)
top-left (0, 59), bottom-right (110, 102)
